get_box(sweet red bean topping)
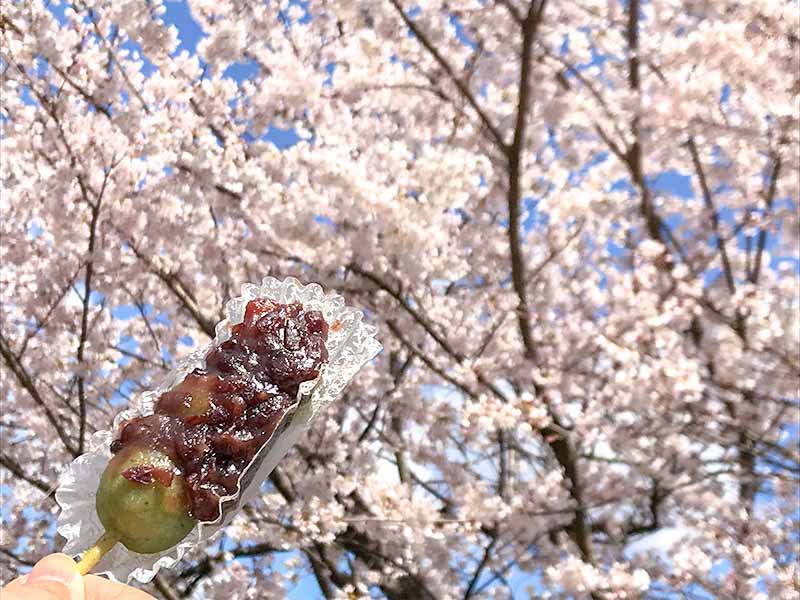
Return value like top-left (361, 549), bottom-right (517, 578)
top-left (111, 300), bottom-right (329, 521)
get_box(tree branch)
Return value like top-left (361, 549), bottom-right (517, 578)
top-left (685, 137), bottom-right (736, 295)
top-left (348, 264), bottom-right (463, 360)
top-left (122, 237), bottom-right (217, 337)
top-left (0, 333), bottom-right (78, 456)
top-left (0, 452), bottom-right (53, 495)
top-left (750, 153), bottom-right (782, 284)
top-left (506, 0), bottom-right (548, 362)
top-left (463, 537), bottom-right (498, 599)
top-left (75, 167), bottom-right (110, 454)
top-left (386, 321), bottom-right (476, 398)
top-left (387, 0), bottom-right (507, 148)
top-left (152, 574), bottom-right (181, 600)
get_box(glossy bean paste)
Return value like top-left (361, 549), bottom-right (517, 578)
top-left (110, 300), bottom-right (329, 521)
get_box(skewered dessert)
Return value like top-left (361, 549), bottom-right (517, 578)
top-left (93, 300), bottom-right (329, 554)
top-left (55, 279), bottom-right (381, 582)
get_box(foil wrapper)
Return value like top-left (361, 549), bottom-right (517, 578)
top-left (55, 277), bottom-right (382, 582)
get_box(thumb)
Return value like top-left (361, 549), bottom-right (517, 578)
top-left (2, 554), bottom-right (84, 600)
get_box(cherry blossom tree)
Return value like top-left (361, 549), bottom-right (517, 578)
top-left (1, 1), bottom-right (798, 598)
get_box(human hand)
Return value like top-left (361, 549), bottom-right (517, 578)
top-left (2, 553), bottom-right (154, 600)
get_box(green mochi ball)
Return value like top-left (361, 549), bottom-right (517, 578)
top-left (95, 446), bottom-right (195, 554)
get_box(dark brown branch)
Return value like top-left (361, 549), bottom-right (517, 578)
top-left (338, 533), bottom-right (437, 600)
top-left (626, 0), bottom-right (641, 89)
top-left (190, 99), bottom-right (229, 150)
top-left (122, 237), bottom-right (217, 338)
top-left (312, 541), bottom-right (352, 591)
top-left (497, 0), bottom-right (523, 25)
top-left (546, 50), bottom-right (629, 147)
top-left (386, 320), bottom-right (476, 398)
top-left (174, 540), bottom-right (283, 595)
top-left (349, 264), bottom-right (463, 360)
top-left (541, 423), bottom-right (595, 564)
top-left (387, 0), bottom-right (506, 148)
top-left (83, 4), bottom-right (152, 115)
top-left (49, 60), bottom-right (113, 117)
top-left (686, 137), bottom-right (736, 295)
top-left (152, 574), bottom-right (181, 600)
top-left (4, 19), bottom-right (110, 118)
top-left (17, 265), bottom-right (83, 359)
top-left (624, 0), bottom-right (665, 247)
top-left (305, 551), bottom-right (337, 599)
top-left (120, 284), bottom-right (170, 369)
top-left (497, 430), bottom-right (508, 498)
top-left (750, 153), bottom-right (782, 284)
top-left (463, 537), bottom-right (498, 599)
top-left (111, 345), bottom-right (165, 370)
top-left (176, 164), bottom-right (243, 202)
top-left (268, 468), bottom-right (297, 502)
top-left (0, 452), bottom-right (53, 495)
top-left (0, 546), bottom-right (35, 567)
top-left (0, 333), bottom-right (78, 455)
top-left (75, 168), bottom-right (110, 454)
top-left (388, 354), bottom-right (415, 485)
top-left (505, 0), bottom-right (548, 362)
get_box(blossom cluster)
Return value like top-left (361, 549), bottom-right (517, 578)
top-left (1, 0), bottom-right (797, 597)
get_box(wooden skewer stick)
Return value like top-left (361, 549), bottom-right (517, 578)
top-left (76, 530), bottom-right (119, 575)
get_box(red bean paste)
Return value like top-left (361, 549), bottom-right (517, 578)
top-left (110, 300), bottom-right (329, 521)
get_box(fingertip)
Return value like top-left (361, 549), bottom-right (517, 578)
top-left (29, 553), bottom-right (80, 578)
top-left (16, 553), bottom-right (83, 600)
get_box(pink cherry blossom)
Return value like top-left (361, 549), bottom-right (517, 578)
top-left (1, 1), bottom-right (798, 598)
